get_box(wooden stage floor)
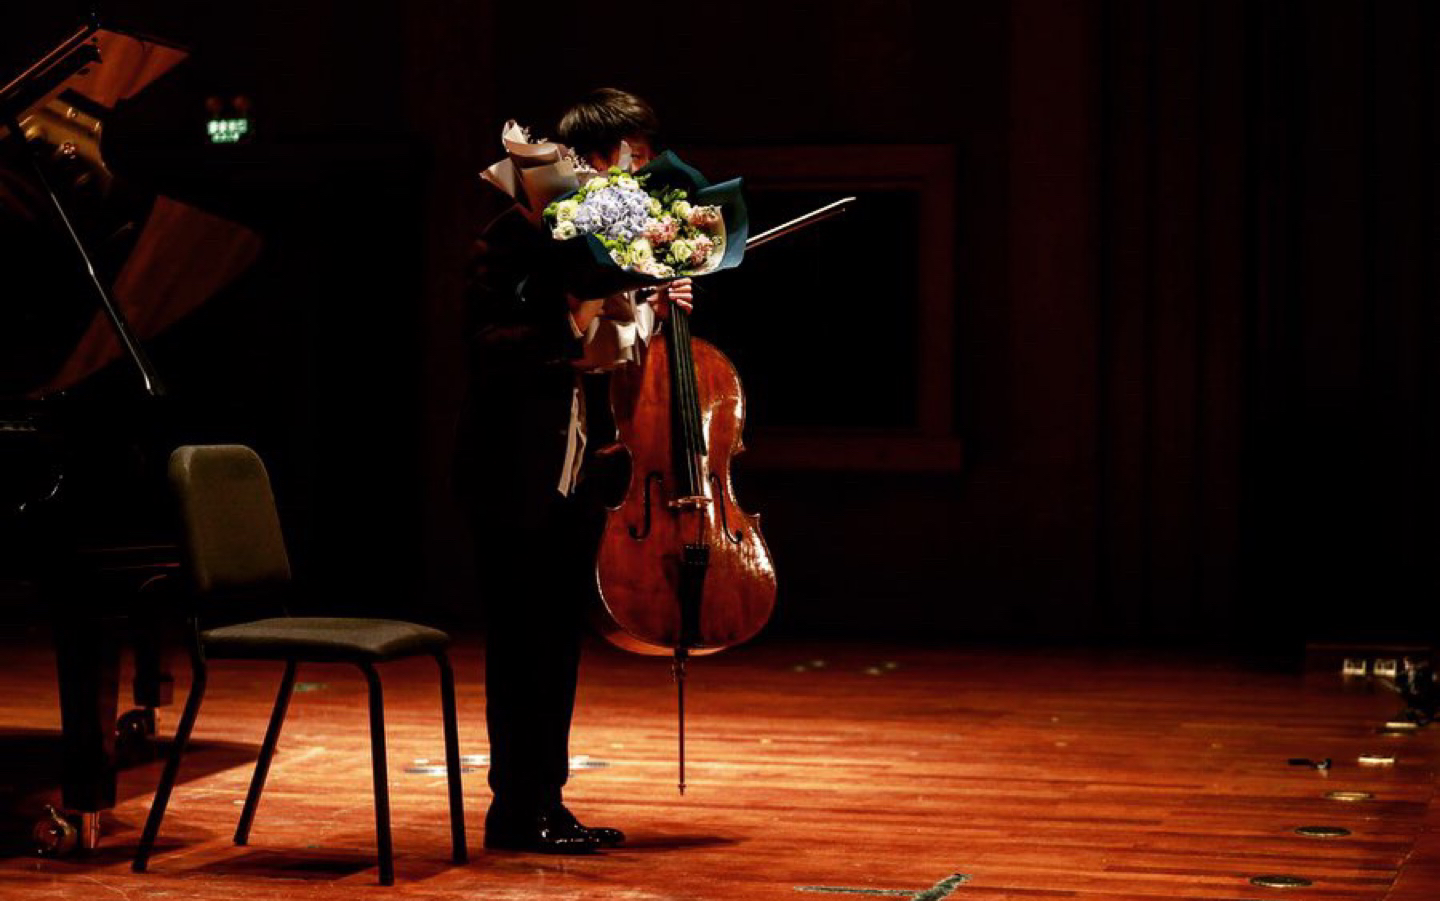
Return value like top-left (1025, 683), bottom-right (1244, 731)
top-left (2, 632), bottom-right (1438, 900)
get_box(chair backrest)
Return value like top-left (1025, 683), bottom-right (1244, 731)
top-left (169, 445), bottom-right (292, 601)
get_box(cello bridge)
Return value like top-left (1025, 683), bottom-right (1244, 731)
top-left (667, 495), bottom-right (712, 512)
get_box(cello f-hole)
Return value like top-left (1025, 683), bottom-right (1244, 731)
top-left (628, 472), bottom-right (664, 540)
top-left (709, 473), bottom-right (743, 544)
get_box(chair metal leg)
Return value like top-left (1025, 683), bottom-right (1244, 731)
top-left (436, 652), bottom-right (467, 863)
top-left (235, 660), bottom-right (297, 846)
top-left (360, 663), bottom-right (394, 886)
top-left (133, 659), bottom-right (208, 873)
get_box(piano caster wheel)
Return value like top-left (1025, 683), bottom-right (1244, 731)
top-left (33, 806), bottom-right (78, 857)
top-left (116, 708), bottom-right (159, 764)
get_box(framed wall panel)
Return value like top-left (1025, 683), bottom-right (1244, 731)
top-left (680, 144), bottom-right (961, 472)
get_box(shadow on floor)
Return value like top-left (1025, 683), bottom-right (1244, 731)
top-left (604, 834), bottom-right (739, 853)
top-left (188, 849), bottom-right (376, 881)
top-left (0, 728), bottom-right (258, 858)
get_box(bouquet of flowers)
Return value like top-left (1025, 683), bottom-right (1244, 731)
top-left (479, 122), bottom-right (746, 297)
top-left (542, 150), bottom-right (747, 298)
top-left (547, 167), bottom-right (726, 279)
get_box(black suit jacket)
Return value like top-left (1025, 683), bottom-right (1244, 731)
top-left (455, 200), bottom-right (594, 532)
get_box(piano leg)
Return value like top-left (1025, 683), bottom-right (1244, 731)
top-left (38, 565), bottom-right (179, 853)
top-left (133, 625), bottom-right (174, 709)
top-left (80, 812), bottom-right (100, 851)
top-left (51, 614), bottom-right (122, 837)
top-left (118, 605), bottom-right (175, 763)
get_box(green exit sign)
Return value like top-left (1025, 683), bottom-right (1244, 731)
top-left (207, 118), bottom-right (251, 144)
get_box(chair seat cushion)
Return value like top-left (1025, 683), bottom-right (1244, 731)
top-left (202, 617), bottom-right (450, 663)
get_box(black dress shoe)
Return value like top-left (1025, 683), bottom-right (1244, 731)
top-left (483, 803), bottom-right (625, 853)
top-left (546, 804), bottom-right (626, 847)
top-left (484, 805), bottom-right (598, 853)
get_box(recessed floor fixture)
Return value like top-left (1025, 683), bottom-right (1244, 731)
top-left (1294, 825), bottom-right (1351, 838)
top-left (1249, 874), bottom-right (1313, 888)
top-left (1325, 790), bottom-right (1375, 802)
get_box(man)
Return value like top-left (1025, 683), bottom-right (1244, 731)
top-left (457, 88), bottom-right (691, 853)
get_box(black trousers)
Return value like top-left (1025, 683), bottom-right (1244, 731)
top-left (460, 369), bottom-right (622, 815)
top-left (469, 475), bottom-right (608, 814)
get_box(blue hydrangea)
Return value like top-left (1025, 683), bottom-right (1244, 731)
top-left (570, 184), bottom-right (654, 244)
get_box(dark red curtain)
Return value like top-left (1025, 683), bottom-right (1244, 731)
top-left (1083, 0), bottom-right (1439, 640)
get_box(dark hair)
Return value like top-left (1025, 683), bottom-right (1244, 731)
top-left (556, 88), bottom-right (661, 160)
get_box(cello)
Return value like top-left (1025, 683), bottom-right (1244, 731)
top-left (592, 198), bottom-right (852, 792)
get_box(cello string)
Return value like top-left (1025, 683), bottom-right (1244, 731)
top-left (685, 308), bottom-right (707, 460)
top-left (680, 310), bottom-right (710, 545)
top-left (682, 310), bottom-right (707, 477)
top-left (668, 307), bottom-right (694, 496)
top-left (680, 308), bottom-right (701, 485)
top-left (674, 307), bottom-right (702, 495)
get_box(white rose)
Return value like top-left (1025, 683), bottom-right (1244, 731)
top-left (552, 220), bottom-right (578, 240)
top-left (554, 200), bottom-right (579, 221)
top-left (616, 174), bottom-right (638, 190)
top-left (630, 238), bottom-right (654, 261)
top-left (672, 200), bottom-right (693, 220)
top-left (669, 239), bottom-right (693, 264)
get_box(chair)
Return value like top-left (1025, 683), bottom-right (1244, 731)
top-left (131, 445), bottom-right (466, 885)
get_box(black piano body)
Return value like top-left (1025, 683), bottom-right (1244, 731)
top-left (0, 389), bottom-right (183, 834)
top-left (1, 21), bottom-right (260, 854)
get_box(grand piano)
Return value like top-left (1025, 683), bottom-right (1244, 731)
top-left (1, 21), bottom-right (261, 854)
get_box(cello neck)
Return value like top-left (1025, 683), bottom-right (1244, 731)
top-left (667, 306), bottom-right (707, 497)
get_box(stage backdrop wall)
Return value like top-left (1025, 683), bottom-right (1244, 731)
top-left (406, 0), bottom-right (1439, 647)
top-left (4, 1), bottom-right (1434, 646)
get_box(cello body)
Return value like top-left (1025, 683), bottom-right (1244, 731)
top-left (593, 317), bottom-right (776, 657)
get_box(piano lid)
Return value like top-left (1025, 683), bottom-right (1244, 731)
top-left (0, 21), bottom-right (261, 399)
top-left (0, 24), bottom-right (188, 126)
top-left (44, 195), bottom-right (263, 394)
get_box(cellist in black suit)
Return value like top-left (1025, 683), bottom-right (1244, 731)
top-left (455, 88), bottom-right (693, 853)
